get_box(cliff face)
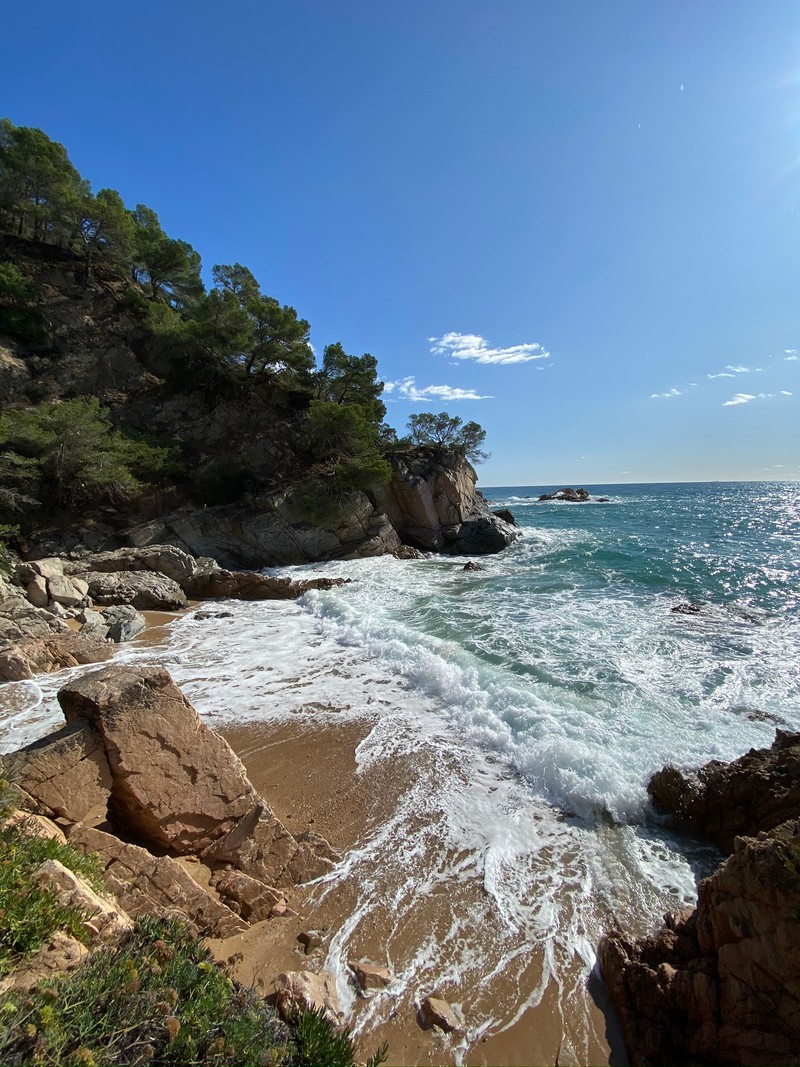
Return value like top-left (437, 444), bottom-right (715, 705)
top-left (121, 450), bottom-right (519, 568)
top-left (0, 236), bottom-right (518, 565)
top-left (599, 734), bottom-right (800, 1066)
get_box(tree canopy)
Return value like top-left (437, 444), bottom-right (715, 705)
top-left (406, 412), bottom-right (488, 464)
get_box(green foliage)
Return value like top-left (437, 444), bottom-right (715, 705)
top-left (0, 398), bottom-right (180, 510)
top-left (407, 411), bottom-right (488, 464)
top-left (0, 522), bottom-right (18, 575)
top-left (0, 822), bottom-right (105, 976)
top-left (131, 204), bottom-right (203, 309)
top-left (67, 187), bottom-right (136, 279)
top-left (315, 343), bottom-right (386, 423)
top-left (0, 260), bottom-right (44, 343)
top-left (0, 916), bottom-right (381, 1067)
top-left (292, 1006), bottom-right (387, 1067)
top-left (0, 119), bottom-right (83, 242)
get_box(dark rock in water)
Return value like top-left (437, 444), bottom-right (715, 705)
top-left (595, 496), bottom-right (610, 503)
top-left (671, 602), bottom-right (703, 616)
top-left (462, 561), bottom-right (483, 572)
top-left (194, 610), bottom-right (234, 621)
top-left (492, 508), bottom-right (518, 526)
top-left (537, 487), bottom-right (590, 502)
top-left (647, 729), bottom-right (800, 852)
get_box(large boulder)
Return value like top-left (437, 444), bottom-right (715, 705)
top-left (13, 718), bottom-right (112, 823)
top-left (67, 824), bottom-right (247, 939)
top-left (65, 545), bottom-right (197, 584)
top-left (57, 665), bottom-right (257, 852)
top-left (599, 818), bottom-right (800, 1066)
top-left (648, 730), bottom-right (800, 852)
top-left (0, 572), bottom-right (69, 645)
top-left (382, 449), bottom-right (520, 556)
top-left (0, 632), bottom-right (113, 681)
top-left (80, 570), bottom-right (188, 611)
top-left (273, 970), bottom-right (341, 1025)
top-left (55, 665), bottom-right (338, 888)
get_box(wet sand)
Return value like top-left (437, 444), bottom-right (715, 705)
top-left (219, 716), bottom-right (616, 1067)
top-left (127, 608), bottom-right (616, 1065)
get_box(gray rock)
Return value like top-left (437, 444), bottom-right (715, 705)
top-left (101, 604), bottom-right (146, 642)
top-left (81, 570), bottom-right (188, 611)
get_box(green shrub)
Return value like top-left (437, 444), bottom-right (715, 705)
top-left (0, 261), bottom-right (45, 344)
top-left (0, 916), bottom-right (386, 1067)
top-left (0, 822), bottom-right (105, 976)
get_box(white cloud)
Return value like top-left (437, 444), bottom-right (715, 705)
top-left (785, 349), bottom-right (796, 354)
top-left (383, 376), bottom-right (492, 403)
top-left (650, 387), bottom-right (684, 399)
top-left (708, 364), bottom-right (762, 379)
top-left (722, 391), bottom-right (792, 406)
top-left (429, 332), bottom-right (550, 365)
top-left (786, 354), bottom-right (798, 361)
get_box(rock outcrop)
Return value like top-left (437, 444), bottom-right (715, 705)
top-left (537, 487), bottom-right (590, 502)
top-left (0, 631), bottom-right (113, 681)
top-left (9, 664), bottom-right (340, 944)
top-left (16, 664), bottom-right (336, 891)
top-left (648, 731), bottom-right (800, 852)
top-left (599, 734), bottom-right (800, 1066)
top-left (380, 449), bottom-right (520, 556)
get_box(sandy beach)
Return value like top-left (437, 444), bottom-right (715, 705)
top-left (216, 715), bottom-right (616, 1066)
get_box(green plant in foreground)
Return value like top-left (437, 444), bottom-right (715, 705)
top-left (0, 821), bottom-right (105, 976)
top-left (0, 916), bottom-right (387, 1067)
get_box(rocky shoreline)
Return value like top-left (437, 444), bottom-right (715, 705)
top-left (599, 733), bottom-right (800, 1065)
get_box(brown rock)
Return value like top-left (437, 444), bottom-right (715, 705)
top-left (2, 810), bottom-right (68, 844)
top-left (0, 931), bottom-right (88, 994)
top-left (297, 929), bottom-right (323, 954)
top-left (211, 869), bottom-right (285, 922)
top-left (14, 718), bottom-right (112, 823)
top-left (203, 800), bottom-right (335, 888)
top-left (34, 858), bottom-right (132, 940)
top-left (48, 574), bottom-right (89, 607)
top-left (57, 665), bottom-right (257, 852)
top-left (183, 562), bottom-right (350, 601)
top-left (418, 996), bottom-right (466, 1034)
top-left (273, 970), bottom-right (341, 1024)
top-left (0, 632), bottom-right (113, 681)
top-left (350, 958), bottom-right (393, 993)
top-left (67, 824), bottom-right (247, 939)
top-left (648, 730), bottom-right (800, 852)
top-left (599, 817), bottom-right (800, 1066)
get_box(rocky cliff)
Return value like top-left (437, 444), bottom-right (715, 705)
top-left (1, 235), bottom-right (517, 565)
top-left (599, 733), bottom-right (800, 1066)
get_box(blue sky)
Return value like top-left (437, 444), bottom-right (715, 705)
top-left (2, 1), bottom-right (798, 484)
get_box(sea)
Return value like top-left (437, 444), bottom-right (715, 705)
top-left (2, 480), bottom-right (799, 1060)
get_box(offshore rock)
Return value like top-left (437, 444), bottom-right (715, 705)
top-left (537, 487), bottom-right (590, 502)
top-left (648, 730), bottom-right (800, 852)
